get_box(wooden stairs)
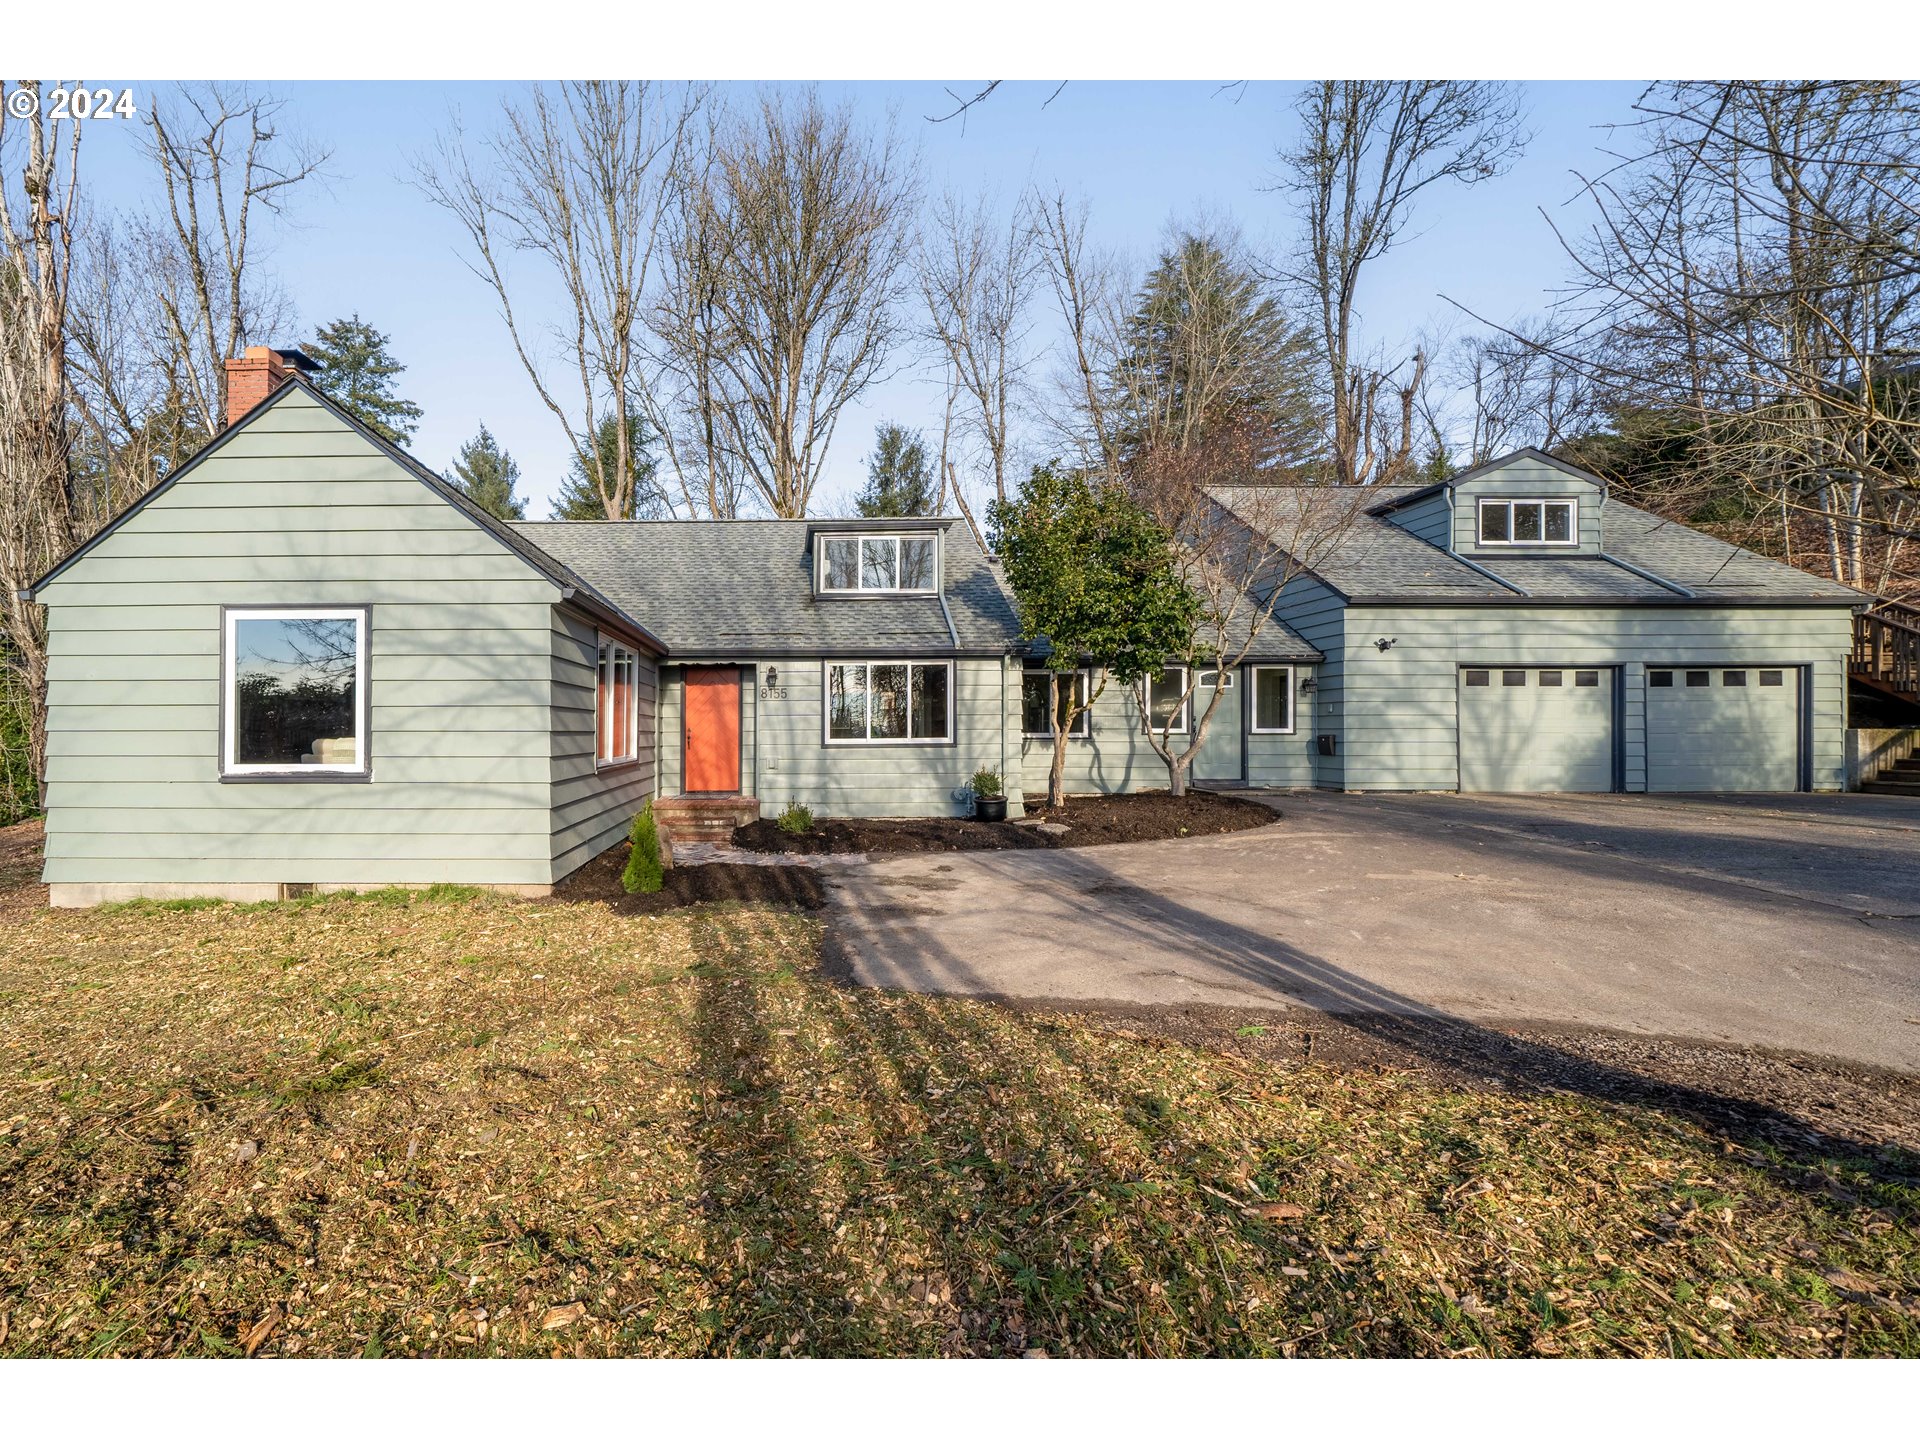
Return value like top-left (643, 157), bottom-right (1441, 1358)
top-left (1851, 601), bottom-right (1920, 703)
top-left (652, 796), bottom-right (759, 846)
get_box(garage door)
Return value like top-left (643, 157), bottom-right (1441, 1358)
top-left (1646, 666), bottom-right (1800, 792)
top-left (1459, 667), bottom-right (1615, 792)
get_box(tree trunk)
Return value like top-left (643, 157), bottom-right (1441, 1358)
top-left (1048, 673), bottom-right (1071, 809)
top-left (1167, 755), bottom-right (1189, 798)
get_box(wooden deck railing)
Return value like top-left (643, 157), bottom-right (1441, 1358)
top-left (1852, 603), bottom-right (1920, 699)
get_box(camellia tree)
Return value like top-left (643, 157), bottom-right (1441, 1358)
top-left (989, 464), bottom-right (1196, 810)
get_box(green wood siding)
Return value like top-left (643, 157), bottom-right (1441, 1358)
top-left (1270, 573), bottom-right (1347, 787)
top-left (1018, 662), bottom-right (1320, 793)
top-left (36, 386), bottom-right (569, 892)
top-left (1333, 603), bottom-right (1851, 792)
top-left (550, 606), bottom-right (658, 879)
top-left (661, 655), bottom-right (1021, 818)
top-left (1386, 492), bottom-right (1453, 548)
top-left (1451, 461), bottom-right (1603, 555)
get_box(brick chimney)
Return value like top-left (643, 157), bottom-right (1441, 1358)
top-left (223, 346), bottom-right (319, 428)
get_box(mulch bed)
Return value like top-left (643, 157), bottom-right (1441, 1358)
top-left (549, 840), bottom-right (827, 914)
top-left (733, 789), bottom-right (1278, 856)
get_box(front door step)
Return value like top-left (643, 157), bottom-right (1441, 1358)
top-left (654, 796), bottom-right (760, 844)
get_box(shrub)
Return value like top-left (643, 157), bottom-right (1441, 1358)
top-left (969, 767), bottom-right (1003, 799)
top-left (0, 677), bottom-right (39, 826)
top-left (621, 802), bottom-right (665, 894)
top-left (776, 801), bottom-right (815, 836)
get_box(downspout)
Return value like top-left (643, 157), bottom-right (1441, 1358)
top-left (1452, 553), bottom-right (1532, 597)
top-left (1601, 553), bottom-right (1697, 599)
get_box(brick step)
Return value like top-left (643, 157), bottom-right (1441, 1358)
top-left (653, 796), bottom-right (759, 844)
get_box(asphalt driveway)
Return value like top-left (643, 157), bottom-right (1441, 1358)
top-left (822, 791), bottom-right (1920, 1072)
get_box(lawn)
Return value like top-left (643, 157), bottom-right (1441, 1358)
top-left (0, 829), bottom-right (1914, 1357)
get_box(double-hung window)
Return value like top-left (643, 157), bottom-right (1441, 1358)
top-left (1141, 665), bottom-right (1190, 735)
top-left (596, 636), bottom-right (640, 766)
top-left (1022, 669), bottom-right (1091, 738)
top-left (1250, 665), bottom-right (1295, 734)
top-left (825, 661), bottom-right (952, 744)
top-left (1478, 498), bottom-right (1576, 546)
top-left (222, 607), bottom-right (369, 778)
top-left (818, 532), bottom-right (938, 593)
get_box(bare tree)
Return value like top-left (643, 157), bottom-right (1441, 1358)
top-left (1125, 422), bottom-right (1365, 796)
top-left (1447, 321), bottom-right (1603, 465)
top-left (143, 84), bottom-right (326, 437)
top-left (1031, 186), bottom-right (1125, 479)
top-left (666, 90), bottom-right (918, 518)
top-left (1275, 81), bottom-right (1528, 485)
top-left (1512, 81), bottom-right (1920, 594)
top-left (652, 102), bottom-right (748, 518)
top-left (918, 189), bottom-right (1039, 504)
top-left (418, 82), bottom-right (703, 520)
top-left (0, 83), bottom-right (82, 807)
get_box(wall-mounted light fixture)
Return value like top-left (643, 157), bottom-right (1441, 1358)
top-left (1374, 637), bottom-right (1398, 653)
top-left (1299, 675), bottom-right (1318, 693)
top-left (765, 665), bottom-right (779, 690)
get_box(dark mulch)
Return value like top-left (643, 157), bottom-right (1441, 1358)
top-left (733, 789), bottom-right (1278, 856)
top-left (549, 841), bottom-right (827, 914)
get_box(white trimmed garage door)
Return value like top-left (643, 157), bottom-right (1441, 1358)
top-left (1459, 666), bottom-right (1615, 792)
top-left (1646, 666), bottom-right (1800, 792)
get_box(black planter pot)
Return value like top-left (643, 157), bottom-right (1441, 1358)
top-left (973, 795), bottom-right (1008, 822)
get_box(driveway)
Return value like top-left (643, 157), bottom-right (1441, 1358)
top-left (822, 791), bottom-right (1920, 1073)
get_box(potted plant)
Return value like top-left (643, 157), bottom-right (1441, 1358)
top-left (970, 767), bottom-right (1007, 822)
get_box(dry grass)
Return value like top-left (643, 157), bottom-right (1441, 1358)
top-left (0, 846), bottom-right (1914, 1356)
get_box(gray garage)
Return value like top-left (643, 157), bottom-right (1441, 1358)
top-left (1459, 665), bottom-right (1616, 792)
top-left (1646, 664), bottom-right (1801, 792)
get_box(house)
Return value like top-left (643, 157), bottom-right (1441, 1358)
top-left (26, 353), bottom-right (1864, 906)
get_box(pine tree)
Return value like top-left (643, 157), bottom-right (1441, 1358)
top-left (551, 411), bottom-right (660, 520)
top-left (305, 315), bottom-right (425, 445)
top-left (854, 423), bottom-right (937, 517)
top-left (1112, 234), bottom-right (1323, 473)
top-left (450, 424), bottom-right (526, 521)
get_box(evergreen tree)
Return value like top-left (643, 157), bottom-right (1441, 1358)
top-left (305, 314), bottom-right (425, 445)
top-left (552, 411), bottom-right (660, 520)
top-left (1112, 234), bottom-right (1324, 474)
top-left (450, 424), bottom-right (526, 521)
top-left (854, 423), bottom-right (937, 517)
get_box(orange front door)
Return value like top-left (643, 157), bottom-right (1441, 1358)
top-left (683, 667), bottom-right (742, 794)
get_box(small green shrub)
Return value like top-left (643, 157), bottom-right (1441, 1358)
top-left (776, 801), bottom-right (815, 836)
top-left (622, 802), bottom-right (665, 894)
top-left (969, 767), bottom-right (1003, 799)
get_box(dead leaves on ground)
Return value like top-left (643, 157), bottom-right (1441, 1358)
top-left (0, 885), bottom-right (1914, 1358)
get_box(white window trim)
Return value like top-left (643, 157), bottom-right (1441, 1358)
top-left (1249, 664), bottom-right (1297, 735)
top-left (222, 606), bottom-right (369, 778)
top-left (815, 531), bottom-right (940, 595)
top-left (821, 659), bottom-right (956, 746)
top-left (1022, 668), bottom-right (1092, 739)
top-left (1476, 497), bottom-right (1578, 547)
top-left (1141, 664), bottom-right (1190, 736)
top-left (1197, 668), bottom-right (1236, 690)
top-left (595, 633), bottom-right (641, 768)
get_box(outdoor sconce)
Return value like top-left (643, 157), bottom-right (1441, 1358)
top-left (1375, 637), bottom-right (1398, 653)
top-left (765, 665), bottom-right (779, 689)
top-left (1299, 676), bottom-right (1317, 693)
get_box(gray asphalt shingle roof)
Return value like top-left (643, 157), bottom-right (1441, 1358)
top-left (1210, 482), bottom-right (1865, 606)
top-left (511, 518), bottom-right (1022, 656)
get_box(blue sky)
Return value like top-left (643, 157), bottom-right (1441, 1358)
top-left (76, 79), bottom-right (1651, 515)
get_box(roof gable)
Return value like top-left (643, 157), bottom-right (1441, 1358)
top-left (513, 518), bottom-right (1021, 656)
top-left (29, 378), bottom-right (664, 649)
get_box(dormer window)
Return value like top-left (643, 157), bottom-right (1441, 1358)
top-left (1478, 498), bottom-right (1575, 546)
top-left (818, 531), bottom-right (938, 593)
